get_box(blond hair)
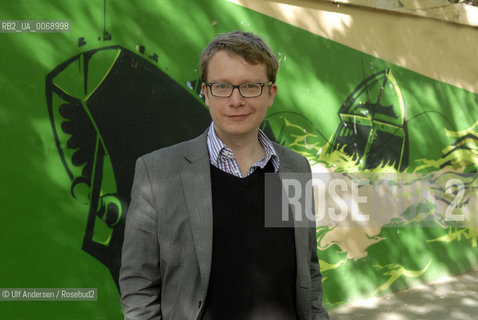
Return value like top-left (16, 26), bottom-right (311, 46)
top-left (200, 30), bottom-right (279, 83)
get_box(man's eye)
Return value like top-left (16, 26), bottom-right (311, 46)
top-left (215, 84), bottom-right (229, 89)
top-left (243, 83), bottom-right (260, 90)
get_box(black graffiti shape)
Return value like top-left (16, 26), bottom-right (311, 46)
top-left (46, 45), bottom-right (211, 289)
top-left (328, 69), bottom-right (409, 171)
top-left (360, 102), bottom-right (397, 118)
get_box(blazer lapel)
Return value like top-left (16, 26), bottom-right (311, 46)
top-left (276, 148), bottom-right (311, 287)
top-left (179, 131), bottom-right (213, 294)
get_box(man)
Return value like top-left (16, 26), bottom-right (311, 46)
top-left (119, 30), bottom-right (329, 320)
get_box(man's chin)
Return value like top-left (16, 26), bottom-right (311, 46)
top-left (220, 127), bottom-right (257, 139)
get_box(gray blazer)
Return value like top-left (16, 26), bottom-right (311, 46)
top-left (119, 131), bottom-right (329, 320)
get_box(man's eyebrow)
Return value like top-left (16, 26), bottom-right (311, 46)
top-left (208, 79), bottom-right (266, 83)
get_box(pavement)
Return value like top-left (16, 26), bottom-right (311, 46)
top-left (328, 268), bottom-right (478, 320)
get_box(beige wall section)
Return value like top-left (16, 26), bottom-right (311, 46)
top-left (328, 0), bottom-right (478, 27)
top-left (229, 0), bottom-right (478, 94)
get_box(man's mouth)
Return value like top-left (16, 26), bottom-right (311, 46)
top-left (226, 114), bottom-right (249, 119)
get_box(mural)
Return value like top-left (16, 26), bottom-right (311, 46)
top-left (327, 69), bottom-right (408, 171)
top-left (1, 0), bottom-right (477, 318)
top-left (46, 45), bottom-right (210, 287)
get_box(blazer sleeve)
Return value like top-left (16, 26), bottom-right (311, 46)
top-left (304, 158), bottom-right (330, 320)
top-left (119, 157), bottom-right (162, 320)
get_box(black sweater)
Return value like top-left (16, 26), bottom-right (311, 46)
top-left (202, 162), bottom-right (297, 320)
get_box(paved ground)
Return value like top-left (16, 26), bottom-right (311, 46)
top-left (329, 268), bottom-right (478, 320)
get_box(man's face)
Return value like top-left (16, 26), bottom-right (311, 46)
top-left (202, 50), bottom-right (277, 142)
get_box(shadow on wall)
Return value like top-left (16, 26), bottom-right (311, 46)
top-left (236, 0), bottom-right (478, 94)
top-left (329, 268), bottom-right (478, 320)
top-left (46, 45), bottom-right (211, 288)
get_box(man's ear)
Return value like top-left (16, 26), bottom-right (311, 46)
top-left (202, 82), bottom-right (210, 106)
top-left (267, 83), bottom-right (278, 108)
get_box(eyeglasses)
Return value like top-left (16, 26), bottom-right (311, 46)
top-left (205, 81), bottom-right (273, 98)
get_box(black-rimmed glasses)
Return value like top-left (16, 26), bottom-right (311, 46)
top-left (205, 82), bottom-right (272, 98)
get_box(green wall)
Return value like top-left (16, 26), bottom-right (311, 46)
top-left (1, 0), bottom-right (477, 318)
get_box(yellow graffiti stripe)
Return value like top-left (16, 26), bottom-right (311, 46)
top-left (283, 118), bottom-right (322, 152)
top-left (415, 120), bottom-right (478, 172)
top-left (426, 228), bottom-right (478, 247)
top-left (444, 119), bottom-right (478, 138)
top-left (443, 138), bottom-right (478, 154)
top-left (372, 259), bottom-right (432, 295)
top-left (319, 258), bottom-right (347, 272)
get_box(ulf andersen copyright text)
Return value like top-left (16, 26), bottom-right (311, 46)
top-left (0, 288), bottom-right (97, 301)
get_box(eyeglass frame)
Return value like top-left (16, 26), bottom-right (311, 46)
top-left (204, 81), bottom-right (273, 98)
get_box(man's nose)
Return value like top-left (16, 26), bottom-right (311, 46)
top-left (229, 87), bottom-right (245, 106)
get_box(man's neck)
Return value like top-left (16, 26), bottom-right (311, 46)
top-left (215, 129), bottom-right (265, 176)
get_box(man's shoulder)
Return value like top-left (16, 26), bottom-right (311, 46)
top-left (272, 142), bottom-right (307, 161)
top-left (272, 142), bottom-right (310, 171)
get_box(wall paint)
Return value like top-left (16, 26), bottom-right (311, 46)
top-left (0, 0), bottom-right (477, 318)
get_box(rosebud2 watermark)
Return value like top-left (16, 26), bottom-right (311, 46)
top-left (265, 172), bottom-right (477, 228)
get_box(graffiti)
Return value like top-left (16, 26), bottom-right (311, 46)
top-left (372, 259), bottom-right (432, 295)
top-left (318, 258), bottom-right (348, 282)
top-left (414, 119), bottom-right (478, 172)
top-left (258, 68), bottom-right (478, 304)
top-left (263, 69), bottom-right (409, 173)
top-left (45, 45), bottom-right (211, 288)
top-left (319, 258), bottom-right (348, 273)
top-left (427, 228), bottom-right (478, 247)
top-left (319, 226), bottom-right (385, 260)
top-left (0, 0), bottom-right (469, 316)
top-left (327, 69), bottom-right (408, 171)
top-left (263, 114), bottom-right (329, 164)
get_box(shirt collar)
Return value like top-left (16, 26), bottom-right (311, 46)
top-left (206, 122), bottom-right (280, 172)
